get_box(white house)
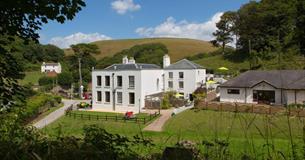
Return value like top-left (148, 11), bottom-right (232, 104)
top-left (163, 56), bottom-right (206, 100)
top-left (91, 55), bottom-right (206, 113)
top-left (41, 62), bottom-right (62, 73)
top-left (219, 70), bottom-right (305, 105)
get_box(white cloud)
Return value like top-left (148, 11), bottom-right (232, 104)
top-left (111, 0), bottom-right (141, 15)
top-left (49, 32), bottom-right (112, 48)
top-left (135, 12), bottom-right (223, 41)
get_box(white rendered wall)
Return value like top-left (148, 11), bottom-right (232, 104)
top-left (220, 87), bottom-right (247, 103)
top-left (92, 69), bottom-right (163, 113)
top-left (220, 82), bottom-right (282, 105)
top-left (164, 69), bottom-right (206, 99)
top-left (41, 64), bottom-right (61, 73)
top-left (92, 70), bottom-right (142, 113)
top-left (286, 90), bottom-right (305, 105)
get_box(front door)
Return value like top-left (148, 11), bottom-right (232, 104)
top-left (253, 90), bottom-right (275, 104)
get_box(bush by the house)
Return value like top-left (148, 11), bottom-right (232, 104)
top-left (22, 94), bottom-right (62, 122)
top-left (38, 76), bottom-right (55, 86)
top-left (58, 72), bottom-right (73, 88)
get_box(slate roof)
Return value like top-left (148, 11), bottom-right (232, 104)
top-left (43, 63), bottom-right (59, 66)
top-left (219, 70), bottom-right (305, 89)
top-left (103, 63), bottom-right (161, 71)
top-left (165, 59), bottom-right (204, 70)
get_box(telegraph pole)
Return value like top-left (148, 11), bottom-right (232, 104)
top-left (249, 39), bottom-right (252, 69)
top-left (78, 57), bottom-right (83, 99)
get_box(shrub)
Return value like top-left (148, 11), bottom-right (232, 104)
top-left (53, 96), bottom-right (62, 104)
top-left (58, 72), bottom-right (73, 88)
top-left (161, 94), bottom-right (172, 109)
top-left (38, 76), bottom-right (54, 86)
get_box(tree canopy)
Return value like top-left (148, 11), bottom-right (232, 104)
top-left (213, 0), bottom-right (305, 69)
top-left (0, 0), bottom-right (85, 110)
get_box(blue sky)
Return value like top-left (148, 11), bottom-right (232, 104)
top-left (40, 0), bottom-right (249, 48)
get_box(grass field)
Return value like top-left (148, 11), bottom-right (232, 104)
top-left (43, 109), bottom-right (304, 157)
top-left (20, 71), bottom-right (44, 85)
top-left (194, 54), bottom-right (249, 73)
top-left (64, 38), bottom-right (217, 62)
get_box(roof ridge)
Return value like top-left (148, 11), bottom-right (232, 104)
top-left (183, 59), bottom-right (198, 69)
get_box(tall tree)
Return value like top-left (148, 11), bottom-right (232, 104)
top-left (212, 11), bottom-right (237, 54)
top-left (295, 0), bottom-right (305, 56)
top-left (0, 0), bottom-right (85, 110)
top-left (70, 43), bottom-right (99, 97)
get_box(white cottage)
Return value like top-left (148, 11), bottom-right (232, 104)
top-left (219, 70), bottom-right (305, 105)
top-left (163, 57), bottom-right (206, 100)
top-left (91, 55), bottom-right (206, 113)
top-left (41, 62), bottom-right (62, 73)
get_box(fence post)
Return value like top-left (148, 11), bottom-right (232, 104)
top-left (144, 118), bottom-right (146, 124)
top-left (135, 117), bottom-right (138, 123)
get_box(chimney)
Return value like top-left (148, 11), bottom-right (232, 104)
top-left (129, 57), bottom-right (135, 64)
top-left (163, 54), bottom-right (170, 68)
top-left (122, 56), bottom-right (128, 64)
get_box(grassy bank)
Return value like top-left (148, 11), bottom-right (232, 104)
top-left (43, 109), bottom-right (304, 158)
top-left (20, 71), bottom-right (44, 85)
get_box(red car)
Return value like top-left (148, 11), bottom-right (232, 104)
top-left (124, 111), bottom-right (135, 119)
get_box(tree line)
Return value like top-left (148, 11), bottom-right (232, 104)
top-left (212, 0), bottom-right (305, 69)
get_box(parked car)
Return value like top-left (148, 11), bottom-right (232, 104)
top-left (124, 111), bottom-right (135, 119)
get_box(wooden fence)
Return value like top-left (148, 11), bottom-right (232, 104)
top-left (65, 110), bottom-right (160, 124)
top-left (196, 101), bottom-right (305, 117)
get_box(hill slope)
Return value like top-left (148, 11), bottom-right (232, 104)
top-left (65, 38), bottom-right (217, 62)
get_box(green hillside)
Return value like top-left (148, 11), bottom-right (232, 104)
top-left (65, 38), bottom-right (217, 62)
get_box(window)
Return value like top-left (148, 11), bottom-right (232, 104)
top-left (169, 72), bottom-right (173, 79)
top-left (129, 76), bottom-right (135, 88)
top-left (179, 81), bottom-right (184, 89)
top-left (117, 76), bottom-right (122, 87)
top-left (105, 76), bottom-right (110, 87)
top-left (168, 81), bottom-right (173, 89)
top-left (105, 91), bottom-right (110, 102)
top-left (97, 76), bottom-right (102, 86)
top-left (129, 92), bottom-right (135, 105)
top-left (117, 92), bottom-right (122, 104)
top-left (227, 89), bottom-right (240, 94)
top-left (97, 91), bottom-right (102, 102)
top-left (179, 72), bottom-right (184, 79)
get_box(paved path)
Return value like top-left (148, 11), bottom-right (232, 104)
top-left (143, 108), bottom-right (174, 132)
top-left (33, 99), bottom-right (82, 129)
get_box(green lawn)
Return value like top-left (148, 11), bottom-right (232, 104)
top-left (43, 109), bottom-right (305, 157)
top-left (20, 71), bottom-right (44, 85)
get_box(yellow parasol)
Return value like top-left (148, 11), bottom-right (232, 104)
top-left (207, 80), bottom-right (216, 84)
top-left (218, 67), bottom-right (229, 71)
top-left (175, 93), bottom-right (184, 98)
